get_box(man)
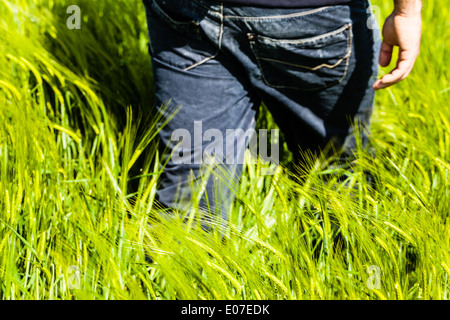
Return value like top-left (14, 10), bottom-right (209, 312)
top-left (142, 0), bottom-right (422, 230)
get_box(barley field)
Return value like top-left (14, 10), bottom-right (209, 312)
top-left (0, 0), bottom-right (449, 300)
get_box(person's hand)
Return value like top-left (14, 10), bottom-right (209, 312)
top-left (373, 11), bottom-right (422, 90)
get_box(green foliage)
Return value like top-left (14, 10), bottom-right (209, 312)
top-left (0, 0), bottom-right (449, 300)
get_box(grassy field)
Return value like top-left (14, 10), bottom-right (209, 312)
top-left (0, 0), bottom-right (449, 300)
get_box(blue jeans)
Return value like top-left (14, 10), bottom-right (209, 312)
top-left (143, 0), bottom-right (381, 228)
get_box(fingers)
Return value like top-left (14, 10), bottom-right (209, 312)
top-left (373, 49), bottom-right (415, 90)
top-left (379, 41), bottom-right (393, 67)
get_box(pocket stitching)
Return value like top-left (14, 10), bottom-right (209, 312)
top-left (255, 23), bottom-right (351, 45)
top-left (257, 54), bottom-right (350, 72)
top-left (223, 6), bottom-right (332, 20)
top-left (148, 0), bottom-right (219, 72)
top-left (250, 24), bottom-right (353, 91)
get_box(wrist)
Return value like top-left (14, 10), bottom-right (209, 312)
top-left (393, 0), bottom-right (422, 17)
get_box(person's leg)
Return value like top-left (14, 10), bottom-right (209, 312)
top-left (143, 0), bottom-right (260, 230)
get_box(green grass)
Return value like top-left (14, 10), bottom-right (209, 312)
top-left (0, 0), bottom-right (449, 300)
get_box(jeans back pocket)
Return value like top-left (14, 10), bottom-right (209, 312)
top-left (149, 0), bottom-right (205, 37)
top-left (248, 23), bottom-right (353, 91)
top-left (145, 0), bottom-right (217, 71)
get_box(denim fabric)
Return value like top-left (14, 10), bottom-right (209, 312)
top-left (218, 0), bottom-right (352, 8)
top-left (142, 0), bottom-right (381, 228)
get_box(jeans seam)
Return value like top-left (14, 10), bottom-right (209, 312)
top-left (255, 23), bottom-right (351, 45)
top-left (184, 3), bottom-right (224, 72)
top-left (191, 1), bottom-right (334, 21)
top-left (223, 6), bottom-right (332, 20)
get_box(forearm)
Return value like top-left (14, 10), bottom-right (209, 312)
top-left (394, 0), bottom-right (422, 16)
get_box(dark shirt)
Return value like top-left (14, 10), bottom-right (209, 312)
top-left (220, 0), bottom-right (352, 7)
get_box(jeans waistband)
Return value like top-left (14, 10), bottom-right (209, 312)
top-left (155, 0), bottom-right (370, 20)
